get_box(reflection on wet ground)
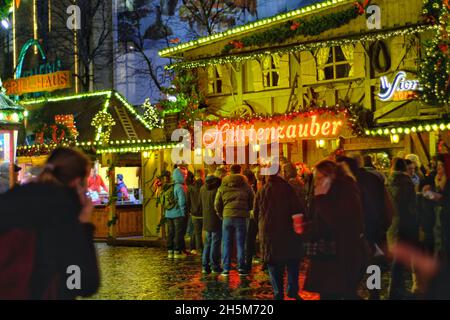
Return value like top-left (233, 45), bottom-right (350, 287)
top-left (88, 244), bottom-right (392, 300)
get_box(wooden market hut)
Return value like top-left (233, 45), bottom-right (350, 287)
top-left (159, 0), bottom-right (449, 171)
top-left (16, 90), bottom-right (178, 240)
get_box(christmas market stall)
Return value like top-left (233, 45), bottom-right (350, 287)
top-left (0, 88), bottom-right (25, 193)
top-left (158, 0), bottom-right (448, 171)
top-left (16, 90), bottom-right (178, 239)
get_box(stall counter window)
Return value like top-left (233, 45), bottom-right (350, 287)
top-left (87, 166), bottom-right (143, 206)
top-left (0, 130), bottom-right (18, 194)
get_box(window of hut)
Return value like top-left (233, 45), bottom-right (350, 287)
top-left (316, 45), bottom-right (354, 81)
top-left (262, 55), bottom-right (280, 88)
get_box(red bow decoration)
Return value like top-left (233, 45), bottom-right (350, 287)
top-left (230, 40), bottom-right (244, 49)
top-left (354, 0), bottom-right (370, 15)
top-left (51, 125), bottom-right (65, 144)
top-left (290, 21), bottom-right (301, 31)
top-left (169, 37), bottom-right (180, 44)
top-left (439, 43), bottom-right (449, 55)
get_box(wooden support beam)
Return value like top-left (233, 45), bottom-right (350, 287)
top-left (374, 101), bottom-right (408, 119)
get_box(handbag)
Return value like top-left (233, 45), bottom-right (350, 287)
top-left (302, 193), bottom-right (337, 258)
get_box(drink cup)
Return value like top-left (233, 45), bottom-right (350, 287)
top-left (292, 213), bottom-right (304, 235)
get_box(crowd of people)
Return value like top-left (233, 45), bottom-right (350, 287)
top-left (1, 146), bottom-right (450, 300)
top-left (158, 151), bottom-right (450, 300)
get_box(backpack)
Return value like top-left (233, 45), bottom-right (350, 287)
top-left (162, 183), bottom-right (177, 211)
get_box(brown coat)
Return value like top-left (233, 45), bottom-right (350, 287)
top-left (304, 176), bottom-right (369, 296)
top-left (254, 175), bottom-right (304, 264)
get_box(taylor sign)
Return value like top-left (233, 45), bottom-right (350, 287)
top-left (378, 71), bottom-right (421, 102)
top-left (202, 113), bottom-right (347, 148)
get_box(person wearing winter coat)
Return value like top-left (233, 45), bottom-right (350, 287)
top-left (214, 164), bottom-right (254, 276)
top-left (386, 157), bottom-right (419, 299)
top-left (164, 168), bottom-right (188, 259)
top-left (187, 169), bottom-right (204, 254)
top-left (0, 148), bottom-right (99, 299)
top-left (304, 160), bottom-right (368, 300)
top-left (243, 168), bottom-right (259, 271)
top-left (254, 171), bottom-right (305, 300)
top-left (199, 170), bottom-right (224, 273)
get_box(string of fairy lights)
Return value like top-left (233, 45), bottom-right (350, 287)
top-left (159, 0), bottom-right (354, 57)
top-left (166, 24), bottom-right (437, 70)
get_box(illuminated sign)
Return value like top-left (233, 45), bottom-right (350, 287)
top-left (4, 71), bottom-right (72, 96)
top-left (378, 71), bottom-right (421, 101)
top-left (202, 113), bottom-right (347, 148)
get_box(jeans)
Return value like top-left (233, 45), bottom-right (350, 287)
top-left (166, 217), bottom-right (185, 252)
top-left (202, 230), bottom-right (222, 271)
top-left (245, 217), bottom-right (258, 269)
top-left (191, 217), bottom-right (203, 251)
top-left (267, 260), bottom-right (300, 300)
top-left (222, 217), bottom-right (247, 271)
top-left (180, 216), bottom-right (188, 251)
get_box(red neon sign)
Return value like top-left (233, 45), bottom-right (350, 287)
top-left (203, 112), bottom-right (348, 147)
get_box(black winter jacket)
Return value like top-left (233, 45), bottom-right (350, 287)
top-left (200, 176), bottom-right (222, 232)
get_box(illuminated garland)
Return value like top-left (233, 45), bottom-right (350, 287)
top-left (159, 0), bottom-right (355, 57)
top-left (96, 142), bottom-right (183, 155)
top-left (222, 0), bottom-right (368, 54)
top-left (366, 122), bottom-right (450, 136)
top-left (91, 110), bottom-right (116, 144)
top-left (419, 0), bottom-right (450, 106)
top-left (0, 109), bottom-right (24, 123)
top-left (167, 25), bottom-right (436, 70)
top-left (196, 104), bottom-right (372, 137)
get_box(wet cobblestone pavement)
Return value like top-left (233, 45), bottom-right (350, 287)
top-left (88, 244), bottom-right (395, 300)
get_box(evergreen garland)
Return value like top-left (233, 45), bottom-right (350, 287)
top-left (0, 0), bottom-right (13, 20)
top-left (222, 1), bottom-right (369, 54)
top-left (420, 0), bottom-right (450, 106)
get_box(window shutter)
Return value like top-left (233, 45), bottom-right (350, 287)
top-left (250, 59), bottom-right (264, 91)
top-left (207, 66), bottom-right (215, 93)
top-left (220, 64), bottom-right (232, 94)
top-left (278, 53), bottom-right (290, 87)
top-left (300, 50), bottom-right (317, 85)
top-left (353, 43), bottom-right (366, 78)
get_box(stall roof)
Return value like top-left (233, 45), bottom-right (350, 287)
top-left (20, 91), bottom-right (153, 143)
top-left (0, 89), bottom-right (25, 126)
top-left (158, 0), bottom-right (329, 58)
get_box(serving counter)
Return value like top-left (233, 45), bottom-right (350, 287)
top-left (92, 203), bottom-right (143, 238)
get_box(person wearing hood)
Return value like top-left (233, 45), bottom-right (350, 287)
top-left (387, 157), bottom-right (419, 299)
top-left (164, 167), bottom-right (188, 259)
top-left (187, 169), bottom-right (205, 255)
top-left (199, 168), bottom-right (226, 274)
top-left (215, 164), bottom-right (254, 276)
